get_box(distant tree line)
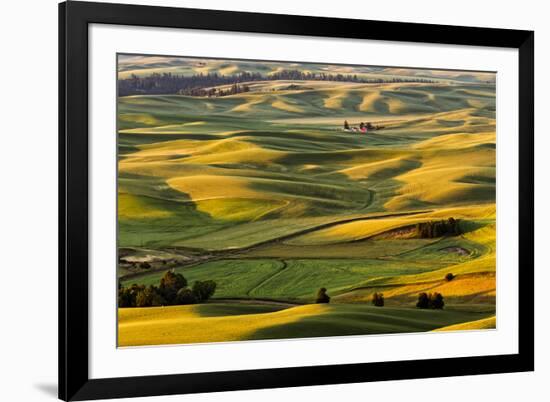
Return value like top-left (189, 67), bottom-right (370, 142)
top-left (118, 70), bottom-right (436, 96)
top-left (118, 71), bottom-right (262, 96)
top-left (118, 270), bottom-right (217, 307)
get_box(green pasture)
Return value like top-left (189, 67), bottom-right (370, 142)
top-left (121, 257), bottom-right (447, 301)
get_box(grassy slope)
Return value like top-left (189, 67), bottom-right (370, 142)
top-left (117, 78), bottom-right (496, 345)
top-left (118, 303), bottom-right (494, 346)
top-left (118, 84), bottom-right (494, 230)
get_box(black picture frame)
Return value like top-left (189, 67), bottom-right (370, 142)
top-left (59, 1), bottom-right (534, 400)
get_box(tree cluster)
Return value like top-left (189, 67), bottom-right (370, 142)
top-left (415, 218), bottom-right (461, 238)
top-left (179, 83), bottom-right (251, 97)
top-left (118, 70), bottom-right (436, 96)
top-left (416, 292), bottom-right (445, 309)
top-left (118, 270), bottom-right (217, 307)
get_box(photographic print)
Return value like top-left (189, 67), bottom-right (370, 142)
top-left (116, 54), bottom-right (496, 347)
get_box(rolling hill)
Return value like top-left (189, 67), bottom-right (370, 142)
top-left (116, 61), bottom-right (496, 346)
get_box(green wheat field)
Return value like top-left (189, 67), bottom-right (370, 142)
top-left (116, 55), bottom-right (496, 347)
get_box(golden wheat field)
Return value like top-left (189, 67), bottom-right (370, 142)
top-left (116, 55), bottom-right (496, 346)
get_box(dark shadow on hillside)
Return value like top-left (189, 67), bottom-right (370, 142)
top-left (248, 144), bottom-right (425, 218)
top-left (247, 305), bottom-right (495, 341)
top-left (363, 165), bottom-right (433, 213)
top-left (117, 172), bottom-right (230, 249)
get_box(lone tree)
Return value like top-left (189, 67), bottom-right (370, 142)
top-left (372, 292), bottom-right (385, 307)
top-left (445, 273), bottom-right (455, 281)
top-left (315, 288), bottom-right (331, 303)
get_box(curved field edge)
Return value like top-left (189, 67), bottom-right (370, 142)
top-left (119, 218), bottom-right (496, 304)
top-left (433, 315), bottom-right (496, 331)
